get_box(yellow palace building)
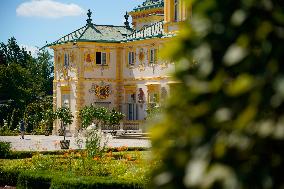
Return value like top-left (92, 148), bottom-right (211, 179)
top-left (45, 0), bottom-right (187, 135)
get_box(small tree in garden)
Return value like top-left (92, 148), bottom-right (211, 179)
top-left (93, 107), bottom-right (109, 129)
top-left (79, 105), bottom-right (97, 129)
top-left (42, 109), bottom-right (56, 135)
top-left (56, 107), bottom-right (73, 140)
top-left (79, 105), bottom-right (124, 157)
top-left (107, 109), bottom-right (124, 127)
top-left (79, 105), bottom-right (124, 130)
top-left (146, 105), bottom-right (161, 120)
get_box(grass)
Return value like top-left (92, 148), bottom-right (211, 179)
top-left (0, 150), bottom-right (155, 185)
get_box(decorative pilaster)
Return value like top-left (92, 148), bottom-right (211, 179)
top-left (52, 51), bottom-right (58, 135)
top-left (74, 48), bottom-right (85, 133)
top-left (115, 47), bottom-right (124, 111)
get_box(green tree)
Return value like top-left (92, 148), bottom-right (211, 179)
top-left (151, 0), bottom-right (284, 188)
top-left (0, 37), bottom-right (32, 67)
top-left (79, 105), bottom-right (124, 130)
top-left (0, 38), bottom-right (53, 130)
top-left (56, 107), bottom-right (73, 140)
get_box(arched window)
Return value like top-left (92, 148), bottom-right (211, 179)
top-left (174, 0), bottom-right (179, 21)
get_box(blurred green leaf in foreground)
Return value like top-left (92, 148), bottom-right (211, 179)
top-left (151, 0), bottom-right (284, 188)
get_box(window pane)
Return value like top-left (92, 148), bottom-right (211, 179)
top-left (64, 54), bottom-right (69, 68)
top-left (132, 52), bottom-right (135, 65)
top-left (129, 51), bottom-right (134, 65)
top-left (150, 49), bottom-right (154, 63)
top-left (129, 52), bottom-right (133, 65)
top-left (102, 52), bottom-right (106, 65)
top-left (96, 52), bottom-right (101, 64)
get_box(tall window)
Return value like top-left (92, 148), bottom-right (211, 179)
top-left (62, 94), bottom-right (70, 108)
top-left (174, 0), bottom-right (179, 22)
top-left (96, 52), bottom-right (107, 65)
top-left (64, 53), bottom-right (69, 68)
top-left (150, 48), bottom-right (157, 64)
top-left (128, 51), bottom-right (135, 65)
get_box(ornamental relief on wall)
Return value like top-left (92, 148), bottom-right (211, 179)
top-left (56, 51), bottom-right (78, 80)
top-left (56, 52), bottom-right (64, 79)
top-left (69, 51), bottom-right (77, 70)
top-left (138, 48), bottom-right (146, 72)
top-left (89, 82), bottom-right (112, 100)
top-left (84, 51), bottom-right (94, 71)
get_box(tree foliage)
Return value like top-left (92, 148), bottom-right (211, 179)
top-left (56, 107), bottom-right (73, 126)
top-left (0, 37), bottom-right (53, 130)
top-left (56, 107), bottom-right (73, 140)
top-left (151, 0), bottom-right (284, 188)
top-left (79, 105), bottom-right (124, 129)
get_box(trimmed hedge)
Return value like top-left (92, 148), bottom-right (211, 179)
top-left (0, 141), bottom-right (11, 158)
top-left (0, 169), bottom-right (145, 189)
top-left (50, 176), bottom-right (145, 189)
top-left (3, 147), bottom-right (150, 159)
top-left (6, 150), bottom-right (82, 159)
top-left (0, 168), bottom-right (20, 186)
top-left (17, 171), bottom-right (52, 189)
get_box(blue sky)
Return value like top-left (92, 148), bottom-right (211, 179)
top-left (0, 0), bottom-right (144, 55)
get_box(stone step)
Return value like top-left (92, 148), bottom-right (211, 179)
top-left (113, 132), bottom-right (150, 139)
top-left (114, 135), bottom-right (150, 140)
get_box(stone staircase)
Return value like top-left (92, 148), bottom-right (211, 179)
top-left (113, 132), bottom-right (150, 140)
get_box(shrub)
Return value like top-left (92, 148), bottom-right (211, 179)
top-left (0, 121), bottom-right (18, 136)
top-left (17, 171), bottom-right (52, 189)
top-left (50, 176), bottom-right (145, 189)
top-left (0, 141), bottom-right (11, 158)
top-left (2, 170), bottom-right (145, 189)
top-left (0, 168), bottom-right (21, 186)
top-left (79, 105), bottom-right (124, 130)
top-left (55, 107), bottom-right (73, 141)
top-left (85, 129), bottom-right (108, 158)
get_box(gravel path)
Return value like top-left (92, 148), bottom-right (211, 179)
top-left (0, 135), bottom-right (151, 151)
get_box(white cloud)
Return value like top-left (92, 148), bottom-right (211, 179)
top-left (20, 44), bottom-right (39, 57)
top-left (16, 0), bottom-right (85, 18)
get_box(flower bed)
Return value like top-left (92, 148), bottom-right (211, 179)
top-left (0, 149), bottom-right (154, 188)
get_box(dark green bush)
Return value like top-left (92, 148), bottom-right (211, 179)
top-left (5, 149), bottom-right (84, 159)
top-left (0, 141), bottom-right (11, 158)
top-left (14, 170), bottom-right (144, 189)
top-left (1, 148), bottom-right (149, 160)
top-left (17, 171), bottom-right (52, 189)
top-left (0, 168), bottom-right (146, 189)
top-left (0, 168), bottom-right (21, 186)
top-left (50, 176), bottom-right (145, 189)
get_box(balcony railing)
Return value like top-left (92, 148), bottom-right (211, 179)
top-left (100, 120), bottom-right (144, 133)
top-left (122, 121), bottom-right (141, 130)
top-left (101, 124), bottom-right (120, 130)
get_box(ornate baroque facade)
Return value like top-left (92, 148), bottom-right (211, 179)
top-left (45, 0), bottom-right (187, 134)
